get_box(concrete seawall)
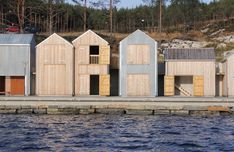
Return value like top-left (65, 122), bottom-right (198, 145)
top-left (0, 97), bottom-right (234, 116)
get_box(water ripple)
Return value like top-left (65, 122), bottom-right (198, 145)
top-left (0, 114), bottom-right (234, 151)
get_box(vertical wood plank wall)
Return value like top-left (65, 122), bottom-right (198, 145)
top-left (223, 55), bottom-right (234, 96)
top-left (193, 76), bottom-right (204, 96)
top-left (99, 75), bottom-right (110, 96)
top-left (165, 61), bottom-right (215, 96)
top-left (5, 76), bottom-right (11, 94)
top-left (127, 45), bottom-right (150, 65)
top-left (126, 74), bottom-right (150, 96)
top-left (73, 30), bottom-right (110, 96)
top-left (36, 34), bottom-right (73, 96)
top-left (164, 76), bottom-right (175, 96)
top-left (222, 61), bottom-right (227, 96)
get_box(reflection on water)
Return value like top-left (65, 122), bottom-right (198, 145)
top-left (0, 114), bottom-right (234, 151)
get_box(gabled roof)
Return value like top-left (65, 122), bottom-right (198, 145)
top-left (36, 33), bottom-right (73, 48)
top-left (164, 48), bottom-right (215, 60)
top-left (72, 30), bottom-right (108, 44)
top-left (0, 34), bottom-right (34, 44)
top-left (120, 29), bottom-right (156, 43)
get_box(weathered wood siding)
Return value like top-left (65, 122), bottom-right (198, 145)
top-left (126, 74), bottom-right (150, 96)
top-left (223, 55), bottom-right (234, 96)
top-left (99, 75), bottom-right (110, 96)
top-left (222, 61), bottom-right (228, 96)
top-left (36, 33), bottom-right (73, 96)
top-left (165, 61), bottom-right (215, 96)
top-left (73, 30), bottom-right (110, 96)
top-left (193, 76), bottom-right (204, 96)
top-left (164, 76), bottom-right (175, 96)
top-left (78, 65), bottom-right (109, 75)
top-left (127, 45), bottom-right (150, 64)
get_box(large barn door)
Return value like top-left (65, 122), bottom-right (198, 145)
top-left (10, 76), bottom-right (25, 95)
top-left (99, 74), bottom-right (110, 96)
top-left (193, 76), bottom-right (204, 96)
top-left (164, 76), bottom-right (175, 96)
top-left (127, 74), bottom-right (150, 96)
top-left (43, 65), bottom-right (66, 95)
top-left (99, 45), bottom-right (110, 65)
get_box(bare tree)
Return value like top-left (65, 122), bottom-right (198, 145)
top-left (92, 0), bottom-right (120, 32)
top-left (17, 0), bottom-right (25, 33)
top-left (159, 0), bottom-right (162, 33)
top-left (72, 0), bottom-right (87, 31)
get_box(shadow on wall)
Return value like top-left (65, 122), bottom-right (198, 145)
top-left (110, 69), bottom-right (119, 96)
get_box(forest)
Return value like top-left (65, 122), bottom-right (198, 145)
top-left (0, 0), bottom-right (234, 34)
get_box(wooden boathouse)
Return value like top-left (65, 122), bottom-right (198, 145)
top-left (164, 48), bottom-right (216, 97)
top-left (119, 30), bottom-right (158, 97)
top-left (0, 34), bottom-right (36, 96)
top-left (36, 33), bottom-right (74, 96)
top-left (72, 30), bottom-right (110, 96)
top-left (221, 50), bottom-right (234, 97)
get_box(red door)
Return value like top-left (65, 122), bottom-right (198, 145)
top-left (10, 76), bottom-right (25, 95)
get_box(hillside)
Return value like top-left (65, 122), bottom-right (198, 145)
top-left (35, 19), bottom-right (234, 69)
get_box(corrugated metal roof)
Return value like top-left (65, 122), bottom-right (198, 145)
top-left (164, 48), bottom-right (215, 60)
top-left (0, 34), bottom-right (34, 44)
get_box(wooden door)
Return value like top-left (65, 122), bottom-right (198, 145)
top-left (99, 74), bottom-right (110, 96)
top-left (164, 76), bottom-right (175, 96)
top-left (193, 76), bottom-right (204, 96)
top-left (43, 65), bottom-right (66, 95)
top-left (10, 76), bottom-right (25, 95)
top-left (126, 74), bottom-right (150, 96)
top-left (99, 45), bottom-right (110, 65)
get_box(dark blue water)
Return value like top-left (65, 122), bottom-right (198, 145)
top-left (0, 114), bottom-right (234, 152)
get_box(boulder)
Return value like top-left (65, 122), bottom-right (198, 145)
top-left (217, 43), bottom-right (227, 49)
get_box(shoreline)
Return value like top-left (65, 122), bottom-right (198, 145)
top-left (0, 97), bottom-right (233, 116)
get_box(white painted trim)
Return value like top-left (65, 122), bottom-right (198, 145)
top-left (72, 30), bottom-right (109, 45)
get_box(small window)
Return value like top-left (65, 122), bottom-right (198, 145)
top-left (90, 45), bottom-right (99, 64)
top-left (90, 46), bottom-right (99, 55)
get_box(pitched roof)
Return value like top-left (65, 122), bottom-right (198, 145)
top-left (120, 29), bottom-right (155, 43)
top-left (164, 48), bottom-right (215, 60)
top-left (36, 33), bottom-right (73, 48)
top-left (72, 30), bottom-right (108, 44)
top-left (0, 34), bottom-right (34, 44)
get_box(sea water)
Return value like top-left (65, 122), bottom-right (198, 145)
top-left (0, 114), bottom-right (233, 151)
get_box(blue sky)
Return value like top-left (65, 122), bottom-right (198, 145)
top-left (116, 0), bottom-right (213, 9)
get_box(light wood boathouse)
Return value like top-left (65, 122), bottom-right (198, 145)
top-left (221, 50), bottom-right (234, 97)
top-left (164, 48), bottom-right (216, 97)
top-left (72, 30), bottom-right (110, 96)
top-left (36, 33), bottom-right (74, 96)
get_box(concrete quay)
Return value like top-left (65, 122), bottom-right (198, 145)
top-left (0, 96), bottom-right (234, 116)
